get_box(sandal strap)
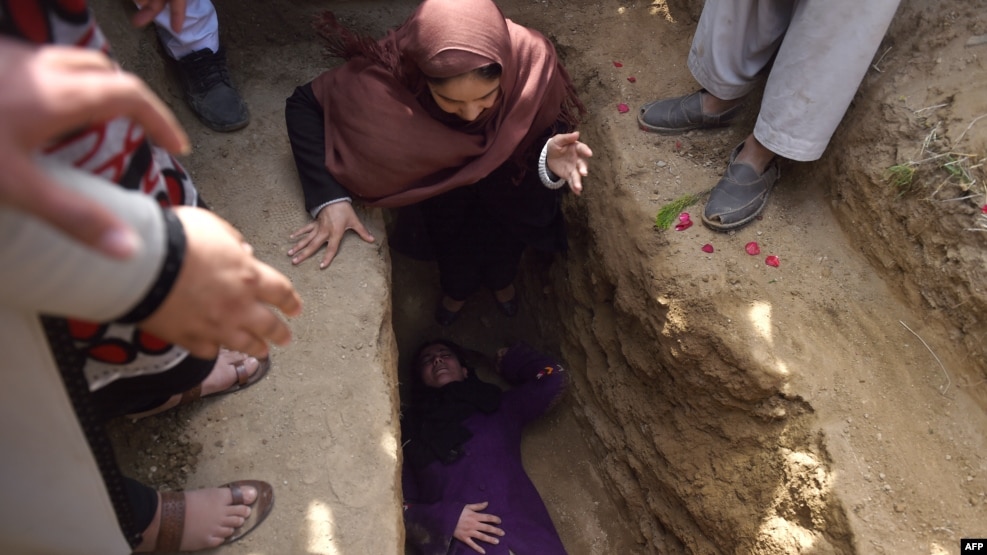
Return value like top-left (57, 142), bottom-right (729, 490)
top-left (156, 491), bottom-right (185, 552)
top-left (229, 482), bottom-right (244, 505)
top-left (234, 362), bottom-right (249, 387)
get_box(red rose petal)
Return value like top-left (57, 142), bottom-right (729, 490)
top-left (765, 255), bottom-right (780, 267)
top-left (613, 61), bottom-right (623, 67)
top-left (627, 76), bottom-right (637, 83)
top-left (745, 241), bottom-right (761, 255)
top-left (982, 204), bottom-right (987, 214)
top-left (674, 140), bottom-right (682, 151)
top-left (701, 244), bottom-right (714, 253)
top-left (674, 212), bottom-right (693, 231)
top-left (617, 103), bottom-right (629, 113)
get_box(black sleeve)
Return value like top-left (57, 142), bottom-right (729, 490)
top-left (285, 83), bottom-right (351, 214)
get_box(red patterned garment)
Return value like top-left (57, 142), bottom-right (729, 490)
top-left (2, 0), bottom-right (200, 388)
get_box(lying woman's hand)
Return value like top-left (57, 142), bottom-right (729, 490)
top-left (454, 501), bottom-right (505, 554)
top-left (546, 131), bottom-right (593, 196)
top-left (288, 201), bottom-right (375, 269)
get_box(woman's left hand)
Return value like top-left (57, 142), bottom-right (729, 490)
top-left (546, 131), bottom-right (593, 196)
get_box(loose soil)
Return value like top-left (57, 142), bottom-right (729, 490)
top-left (97, 0), bottom-right (987, 553)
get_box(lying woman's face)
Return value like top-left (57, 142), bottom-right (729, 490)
top-left (426, 72), bottom-right (500, 122)
top-left (417, 343), bottom-right (468, 388)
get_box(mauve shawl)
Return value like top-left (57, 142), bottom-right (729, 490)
top-left (310, 0), bottom-right (581, 208)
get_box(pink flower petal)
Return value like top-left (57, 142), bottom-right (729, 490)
top-left (613, 61), bottom-right (623, 67)
top-left (701, 244), bottom-right (714, 253)
top-left (627, 76), bottom-right (637, 83)
top-left (674, 212), bottom-right (693, 231)
top-left (982, 204), bottom-right (987, 214)
top-left (765, 255), bottom-right (780, 267)
top-left (745, 241), bottom-right (760, 255)
top-left (617, 103), bottom-right (629, 113)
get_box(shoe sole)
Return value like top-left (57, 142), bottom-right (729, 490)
top-left (701, 193), bottom-right (770, 232)
top-left (638, 114), bottom-right (730, 135)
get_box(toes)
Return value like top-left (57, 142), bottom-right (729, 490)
top-left (237, 484), bottom-right (259, 506)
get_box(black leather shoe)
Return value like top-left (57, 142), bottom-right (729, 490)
top-left (638, 90), bottom-right (743, 135)
top-left (176, 48), bottom-right (249, 132)
top-left (702, 142), bottom-right (780, 232)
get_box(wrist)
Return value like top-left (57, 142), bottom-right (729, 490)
top-left (310, 197), bottom-right (352, 218)
top-left (538, 140), bottom-right (566, 189)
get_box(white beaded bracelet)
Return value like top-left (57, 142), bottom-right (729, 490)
top-left (538, 139), bottom-right (567, 190)
top-left (310, 197), bottom-right (352, 218)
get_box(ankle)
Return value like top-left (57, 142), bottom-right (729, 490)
top-left (736, 135), bottom-right (777, 174)
top-left (701, 92), bottom-right (743, 115)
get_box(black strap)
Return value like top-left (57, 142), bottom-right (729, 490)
top-left (41, 316), bottom-right (143, 549)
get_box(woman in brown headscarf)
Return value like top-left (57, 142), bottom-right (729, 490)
top-left (285, 0), bottom-right (592, 325)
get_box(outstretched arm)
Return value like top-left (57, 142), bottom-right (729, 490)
top-left (0, 164), bottom-right (302, 360)
top-left (284, 83), bottom-right (374, 269)
top-left (496, 342), bottom-right (569, 425)
top-left (545, 130), bottom-right (593, 196)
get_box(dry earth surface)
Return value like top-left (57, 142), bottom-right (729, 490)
top-left (96, 0), bottom-right (987, 553)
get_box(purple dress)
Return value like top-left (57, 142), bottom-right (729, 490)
top-left (402, 343), bottom-right (569, 555)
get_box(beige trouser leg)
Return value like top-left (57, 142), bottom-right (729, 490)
top-left (688, 0), bottom-right (901, 161)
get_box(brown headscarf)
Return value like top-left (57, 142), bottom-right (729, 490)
top-left (310, 0), bottom-right (583, 208)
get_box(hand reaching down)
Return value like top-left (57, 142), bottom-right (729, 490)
top-left (140, 206), bottom-right (303, 360)
top-left (546, 131), bottom-right (594, 196)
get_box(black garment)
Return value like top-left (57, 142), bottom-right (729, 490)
top-left (419, 185), bottom-right (526, 300)
top-left (90, 356), bottom-right (214, 532)
top-left (285, 83), bottom-right (350, 213)
top-left (402, 372), bottom-right (502, 469)
top-left (285, 82), bottom-right (570, 300)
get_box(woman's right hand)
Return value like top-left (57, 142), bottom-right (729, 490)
top-left (454, 501), bottom-right (505, 554)
top-left (288, 201), bottom-right (375, 269)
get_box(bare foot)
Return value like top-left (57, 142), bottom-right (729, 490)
top-left (127, 349), bottom-right (263, 419)
top-left (135, 485), bottom-right (258, 552)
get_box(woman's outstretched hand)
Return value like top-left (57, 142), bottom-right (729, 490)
top-left (454, 501), bottom-right (505, 554)
top-left (546, 131), bottom-right (593, 196)
top-left (288, 201), bottom-right (375, 269)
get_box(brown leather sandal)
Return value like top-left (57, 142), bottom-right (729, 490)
top-left (153, 480), bottom-right (275, 552)
top-left (178, 356), bottom-right (272, 405)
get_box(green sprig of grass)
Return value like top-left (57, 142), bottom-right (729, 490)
top-left (885, 164), bottom-right (916, 196)
top-left (654, 193), bottom-right (702, 230)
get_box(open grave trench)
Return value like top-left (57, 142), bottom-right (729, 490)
top-left (103, 0), bottom-right (987, 552)
top-left (388, 149), bottom-right (849, 554)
